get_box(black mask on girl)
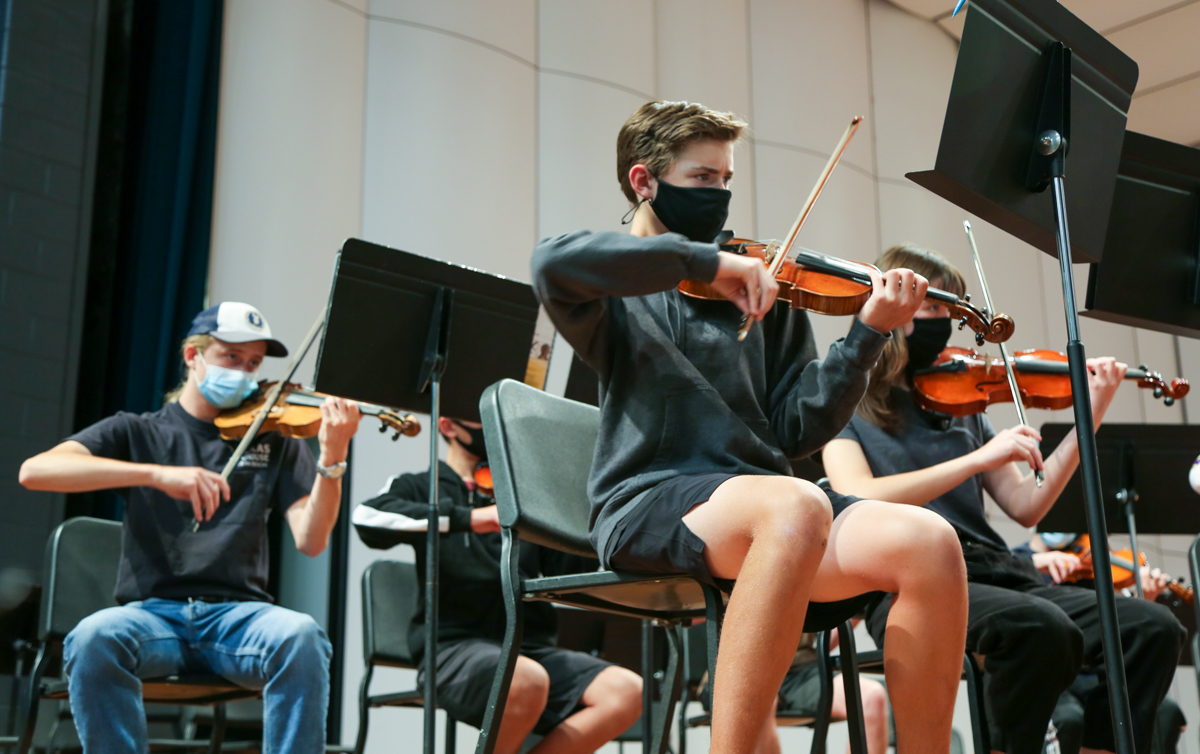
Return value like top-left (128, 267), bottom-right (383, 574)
top-left (905, 317), bottom-right (952, 373)
top-left (451, 421), bottom-right (488, 462)
top-left (650, 178), bottom-right (731, 243)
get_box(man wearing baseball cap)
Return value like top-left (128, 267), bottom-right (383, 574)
top-left (20, 302), bottom-right (362, 753)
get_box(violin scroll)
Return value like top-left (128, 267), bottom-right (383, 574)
top-left (1131, 364), bottom-right (1189, 406)
top-left (943, 297), bottom-right (1015, 346)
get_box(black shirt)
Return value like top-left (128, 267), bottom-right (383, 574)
top-left (835, 387), bottom-right (1009, 551)
top-left (353, 462), bottom-right (594, 662)
top-left (68, 402), bottom-right (316, 603)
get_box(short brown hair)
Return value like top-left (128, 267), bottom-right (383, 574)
top-left (616, 101), bottom-right (747, 204)
top-left (857, 244), bottom-right (968, 434)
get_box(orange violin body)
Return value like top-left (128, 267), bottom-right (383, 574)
top-left (913, 347), bottom-right (1189, 418)
top-left (473, 463), bottom-right (493, 496)
top-left (215, 381), bottom-right (421, 441)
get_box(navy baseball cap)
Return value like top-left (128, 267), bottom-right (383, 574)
top-left (187, 302), bottom-right (288, 357)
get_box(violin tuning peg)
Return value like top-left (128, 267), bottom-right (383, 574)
top-left (976, 333), bottom-right (985, 347)
top-left (1164, 396), bottom-right (1175, 406)
top-left (1154, 386), bottom-right (1164, 399)
top-left (393, 430), bottom-right (402, 441)
top-left (378, 423), bottom-right (387, 433)
top-left (964, 294), bottom-right (971, 302)
top-left (1139, 364), bottom-right (1149, 372)
top-left (958, 317), bottom-right (968, 330)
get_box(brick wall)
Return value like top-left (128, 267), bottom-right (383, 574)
top-left (0, 0), bottom-right (107, 621)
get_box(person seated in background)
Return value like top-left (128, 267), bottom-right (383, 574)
top-left (1014, 534), bottom-right (1188, 754)
top-left (19, 302), bottom-right (361, 754)
top-left (823, 244), bottom-right (1185, 754)
top-left (699, 626), bottom-right (890, 754)
top-left (352, 414), bottom-right (642, 754)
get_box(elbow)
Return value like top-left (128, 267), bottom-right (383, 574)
top-left (295, 535), bottom-right (328, 558)
top-left (18, 459), bottom-right (43, 490)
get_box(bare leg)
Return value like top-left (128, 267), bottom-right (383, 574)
top-left (830, 673), bottom-right (889, 754)
top-left (808, 501), bottom-right (968, 754)
top-left (683, 476), bottom-right (834, 754)
top-left (494, 657), bottom-right (551, 754)
top-left (530, 666), bottom-right (642, 754)
top-left (754, 697), bottom-right (781, 754)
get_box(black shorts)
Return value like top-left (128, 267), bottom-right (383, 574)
top-left (604, 473), bottom-right (878, 632)
top-left (418, 640), bottom-right (610, 735)
top-left (778, 662), bottom-right (823, 715)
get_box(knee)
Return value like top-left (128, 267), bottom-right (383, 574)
top-left (64, 610), bottom-right (135, 673)
top-left (1129, 600), bottom-right (1186, 660)
top-left (1022, 605), bottom-right (1084, 673)
top-left (860, 679), bottom-right (888, 726)
top-left (760, 480), bottom-right (833, 545)
top-left (508, 658), bottom-right (550, 719)
top-left (594, 667), bottom-right (642, 723)
top-left (271, 612), bottom-right (331, 671)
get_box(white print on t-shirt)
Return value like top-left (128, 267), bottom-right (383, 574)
top-left (236, 442), bottom-right (272, 470)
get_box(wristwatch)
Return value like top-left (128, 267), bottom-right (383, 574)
top-left (316, 460), bottom-right (348, 479)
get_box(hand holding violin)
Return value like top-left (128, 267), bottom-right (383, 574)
top-left (1086, 356), bottom-right (1127, 425)
top-left (1032, 550), bottom-right (1083, 584)
top-left (972, 425), bottom-right (1044, 476)
top-left (858, 268), bottom-right (929, 334)
top-left (712, 251), bottom-right (779, 322)
top-left (470, 505), bottom-right (502, 534)
top-left (1140, 566), bottom-right (1171, 601)
top-left (316, 396), bottom-right (362, 466)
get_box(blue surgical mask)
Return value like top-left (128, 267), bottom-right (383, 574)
top-left (1039, 532), bottom-right (1077, 551)
top-left (196, 354), bottom-right (258, 409)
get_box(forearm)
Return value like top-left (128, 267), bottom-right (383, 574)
top-left (19, 449), bottom-right (156, 493)
top-left (831, 453), bottom-right (982, 506)
top-left (1000, 428), bottom-right (1080, 527)
top-left (290, 476), bottom-right (342, 556)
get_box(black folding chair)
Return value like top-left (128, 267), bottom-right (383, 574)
top-left (476, 379), bottom-right (869, 754)
top-left (13, 517), bottom-right (259, 754)
top-left (354, 559), bottom-right (456, 754)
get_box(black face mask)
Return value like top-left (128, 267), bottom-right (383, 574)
top-left (451, 421), bottom-right (488, 462)
top-left (650, 178), bottom-right (731, 243)
top-left (906, 317), bottom-right (952, 373)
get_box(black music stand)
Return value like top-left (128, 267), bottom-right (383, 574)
top-left (314, 239), bottom-right (543, 754)
top-left (908, 2), bottom-right (1141, 751)
top-left (1083, 132), bottom-right (1200, 339)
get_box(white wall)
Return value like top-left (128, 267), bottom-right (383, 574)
top-left (209, 1), bottom-right (1200, 752)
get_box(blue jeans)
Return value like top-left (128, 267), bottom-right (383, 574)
top-left (63, 598), bottom-right (331, 754)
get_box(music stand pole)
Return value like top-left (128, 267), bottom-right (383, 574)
top-left (1048, 172), bottom-right (1138, 754)
top-left (418, 288), bottom-right (453, 754)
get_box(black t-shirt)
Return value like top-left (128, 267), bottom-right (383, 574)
top-left (68, 402), bottom-right (316, 603)
top-left (835, 387), bottom-right (1009, 551)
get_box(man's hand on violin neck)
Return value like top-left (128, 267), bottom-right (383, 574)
top-left (317, 396), bottom-right (362, 465)
top-left (1085, 357), bottom-right (1126, 424)
top-left (713, 251), bottom-right (778, 321)
top-left (859, 268), bottom-right (929, 334)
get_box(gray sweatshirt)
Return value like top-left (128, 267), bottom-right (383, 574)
top-left (532, 230), bottom-right (888, 556)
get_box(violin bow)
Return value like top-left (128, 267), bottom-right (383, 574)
top-left (193, 306), bottom-right (328, 531)
top-left (963, 220), bottom-right (1044, 487)
top-left (737, 116), bottom-right (864, 341)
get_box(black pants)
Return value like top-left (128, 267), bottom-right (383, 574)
top-left (1049, 675), bottom-right (1187, 754)
top-left (866, 543), bottom-right (1184, 754)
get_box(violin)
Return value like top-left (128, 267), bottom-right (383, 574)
top-left (1056, 534), bottom-right (1195, 604)
top-left (679, 240), bottom-right (1015, 346)
top-left (214, 381), bottom-right (421, 441)
top-left (472, 463), bottom-right (493, 496)
top-left (912, 347), bottom-right (1190, 417)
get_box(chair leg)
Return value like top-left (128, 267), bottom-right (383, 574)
top-left (701, 583), bottom-right (724, 704)
top-left (963, 654), bottom-right (989, 754)
top-left (641, 621), bottom-right (654, 754)
top-left (444, 713), bottom-right (456, 754)
top-left (836, 622), bottom-right (868, 754)
top-left (16, 644), bottom-right (50, 754)
top-left (649, 625), bottom-right (682, 754)
top-left (354, 664), bottom-right (374, 754)
top-left (677, 626), bottom-right (689, 754)
top-left (474, 529), bottom-right (526, 754)
top-left (810, 631), bottom-right (832, 754)
top-left (206, 704), bottom-right (227, 754)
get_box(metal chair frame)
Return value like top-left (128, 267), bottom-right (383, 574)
top-left (354, 559), bottom-right (456, 754)
top-left (475, 380), bottom-right (870, 754)
top-left (12, 517), bottom-right (260, 754)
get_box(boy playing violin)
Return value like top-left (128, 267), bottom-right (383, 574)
top-left (19, 302), bottom-right (362, 754)
top-left (532, 100), bottom-right (970, 754)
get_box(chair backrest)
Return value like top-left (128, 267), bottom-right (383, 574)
top-left (479, 379), bottom-right (599, 557)
top-left (361, 559), bottom-right (420, 667)
top-left (39, 517), bottom-right (122, 642)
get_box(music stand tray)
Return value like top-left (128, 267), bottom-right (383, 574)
top-left (1038, 423), bottom-right (1200, 536)
top-left (907, 0), bottom-right (1137, 264)
top-left (1083, 132), bottom-right (1200, 339)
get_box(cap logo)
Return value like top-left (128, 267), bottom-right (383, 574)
top-left (246, 311), bottom-right (264, 329)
